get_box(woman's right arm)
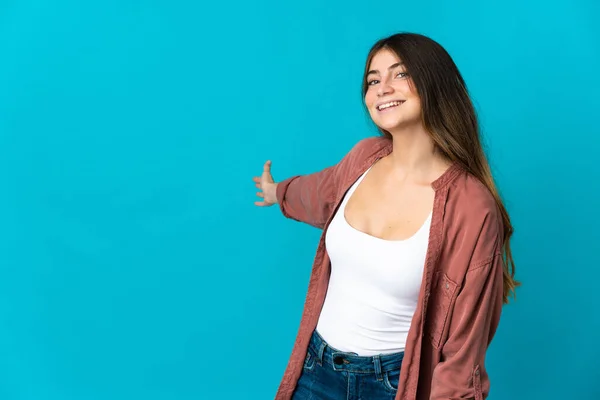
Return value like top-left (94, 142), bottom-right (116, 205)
top-left (253, 137), bottom-right (381, 229)
top-left (274, 164), bottom-right (339, 229)
top-left (253, 159), bottom-right (338, 230)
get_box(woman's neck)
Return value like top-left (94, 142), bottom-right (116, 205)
top-left (385, 127), bottom-right (451, 184)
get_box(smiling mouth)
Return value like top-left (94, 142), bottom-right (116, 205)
top-left (377, 100), bottom-right (405, 111)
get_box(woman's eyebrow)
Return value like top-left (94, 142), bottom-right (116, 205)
top-left (367, 62), bottom-right (404, 77)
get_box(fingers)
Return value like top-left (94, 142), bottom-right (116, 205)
top-left (263, 160), bottom-right (273, 180)
top-left (263, 160), bottom-right (272, 173)
top-left (253, 161), bottom-right (273, 206)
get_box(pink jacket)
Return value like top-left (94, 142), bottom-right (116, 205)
top-left (274, 136), bottom-right (505, 400)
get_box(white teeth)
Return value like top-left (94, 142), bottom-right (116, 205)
top-left (378, 101), bottom-right (403, 110)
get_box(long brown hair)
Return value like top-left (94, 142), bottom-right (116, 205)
top-left (361, 33), bottom-right (519, 303)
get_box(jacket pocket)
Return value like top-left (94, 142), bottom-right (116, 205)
top-left (426, 271), bottom-right (459, 349)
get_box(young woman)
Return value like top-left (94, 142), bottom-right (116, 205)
top-left (253, 33), bottom-right (518, 400)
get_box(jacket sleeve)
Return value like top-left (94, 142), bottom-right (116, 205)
top-left (430, 218), bottom-right (505, 400)
top-left (275, 138), bottom-right (377, 229)
top-left (275, 164), bottom-right (339, 230)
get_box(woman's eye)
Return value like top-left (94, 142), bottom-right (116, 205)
top-left (368, 80), bottom-right (379, 86)
top-left (396, 71), bottom-right (408, 78)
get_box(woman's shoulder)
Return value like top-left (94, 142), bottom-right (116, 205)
top-left (451, 170), bottom-right (497, 208)
top-left (341, 136), bottom-right (391, 163)
top-left (447, 169), bottom-right (502, 230)
top-left (445, 170), bottom-right (505, 264)
top-left (352, 135), bottom-right (391, 152)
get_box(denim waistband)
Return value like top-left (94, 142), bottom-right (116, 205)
top-left (308, 330), bottom-right (404, 374)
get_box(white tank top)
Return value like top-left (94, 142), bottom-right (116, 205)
top-left (316, 166), bottom-right (431, 355)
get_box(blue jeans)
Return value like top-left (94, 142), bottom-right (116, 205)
top-left (292, 330), bottom-right (404, 400)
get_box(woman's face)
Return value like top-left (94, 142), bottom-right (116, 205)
top-left (364, 49), bottom-right (422, 133)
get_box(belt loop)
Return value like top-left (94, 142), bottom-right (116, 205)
top-left (373, 355), bottom-right (383, 381)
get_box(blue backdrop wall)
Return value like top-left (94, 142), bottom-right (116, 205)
top-left (1, 1), bottom-right (598, 399)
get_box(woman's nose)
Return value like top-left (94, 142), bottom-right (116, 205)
top-left (377, 79), bottom-right (393, 97)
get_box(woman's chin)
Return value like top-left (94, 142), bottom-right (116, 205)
top-left (374, 116), bottom-right (422, 133)
top-left (375, 120), bottom-right (403, 132)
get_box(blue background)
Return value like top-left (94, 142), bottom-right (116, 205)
top-left (1, 0), bottom-right (598, 399)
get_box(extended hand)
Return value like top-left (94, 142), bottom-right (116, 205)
top-left (253, 160), bottom-right (278, 206)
